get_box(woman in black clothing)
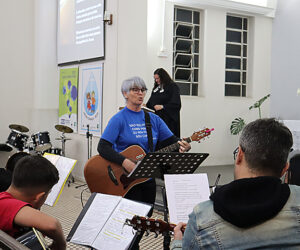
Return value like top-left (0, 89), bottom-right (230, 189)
top-left (146, 68), bottom-right (181, 137)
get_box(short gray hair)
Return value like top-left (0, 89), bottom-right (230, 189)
top-left (121, 76), bottom-right (147, 96)
top-left (239, 118), bottom-right (293, 176)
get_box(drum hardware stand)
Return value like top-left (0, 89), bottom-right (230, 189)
top-left (76, 125), bottom-right (92, 189)
top-left (59, 132), bottom-right (74, 186)
top-left (61, 132), bottom-right (66, 157)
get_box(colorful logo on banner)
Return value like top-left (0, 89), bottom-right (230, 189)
top-left (84, 73), bottom-right (99, 116)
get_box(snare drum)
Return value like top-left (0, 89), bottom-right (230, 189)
top-left (6, 130), bottom-right (29, 151)
top-left (44, 147), bottom-right (62, 156)
top-left (32, 131), bottom-right (52, 152)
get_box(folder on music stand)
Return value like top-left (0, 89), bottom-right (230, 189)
top-left (128, 152), bottom-right (209, 179)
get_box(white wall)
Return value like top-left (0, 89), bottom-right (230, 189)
top-left (0, 0), bottom-right (272, 180)
top-left (0, 0), bottom-right (35, 167)
top-left (270, 0), bottom-right (300, 120)
top-left (146, 1), bottom-right (272, 165)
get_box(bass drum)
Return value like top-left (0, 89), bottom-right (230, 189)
top-left (32, 131), bottom-right (52, 152)
top-left (6, 130), bottom-right (29, 151)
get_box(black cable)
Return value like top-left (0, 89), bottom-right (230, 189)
top-left (80, 187), bottom-right (90, 208)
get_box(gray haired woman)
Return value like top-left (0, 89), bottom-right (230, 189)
top-left (96, 76), bottom-right (190, 248)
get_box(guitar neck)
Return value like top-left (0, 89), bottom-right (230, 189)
top-left (17, 228), bottom-right (49, 250)
top-left (156, 137), bottom-right (191, 153)
top-left (125, 216), bottom-right (185, 235)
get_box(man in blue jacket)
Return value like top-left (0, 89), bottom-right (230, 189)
top-left (172, 118), bottom-right (300, 249)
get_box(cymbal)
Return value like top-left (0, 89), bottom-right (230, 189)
top-left (55, 138), bottom-right (72, 141)
top-left (9, 124), bottom-right (29, 133)
top-left (55, 125), bottom-right (73, 133)
top-left (0, 143), bottom-right (13, 152)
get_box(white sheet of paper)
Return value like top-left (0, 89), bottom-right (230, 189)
top-left (282, 120), bottom-right (300, 150)
top-left (164, 174), bottom-right (210, 224)
top-left (70, 193), bottom-right (151, 250)
top-left (71, 194), bottom-right (122, 246)
top-left (92, 197), bottom-right (151, 250)
top-left (43, 154), bottom-right (76, 206)
top-left (43, 154), bottom-right (60, 165)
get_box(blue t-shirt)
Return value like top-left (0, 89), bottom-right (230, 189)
top-left (101, 107), bottom-right (173, 153)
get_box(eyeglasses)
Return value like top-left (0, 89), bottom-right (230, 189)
top-left (233, 146), bottom-right (245, 160)
top-left (130, 88), bottom-right (147, 93)
top-left (233, 147), bottom-right (239, 160)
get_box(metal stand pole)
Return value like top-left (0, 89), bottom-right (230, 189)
top-left (61, 132), bottom-right (65, 157)
top-left (161, 186), bottom-right (171, 250)
top-left (61, 132), bottom-right (75, 186)
top-left (75, 125), bottom-right (92, 189)
top-left (89, 133), bottom-right (93, 159)
top-left (87, 125), bottom-right (90, 160)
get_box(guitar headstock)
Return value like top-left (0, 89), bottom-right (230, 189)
top-left (189, 128), bottom-right (214, 143)
top-left (124, 215), bottom-right (175, 237)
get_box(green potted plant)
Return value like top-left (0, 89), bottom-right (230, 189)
top-left (230, 94), bottom-right (270, 135)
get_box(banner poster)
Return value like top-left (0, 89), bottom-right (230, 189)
top-left (59, 67), bottom-right (79, 132)
top-left (78, 62), bottom-right (103, 137)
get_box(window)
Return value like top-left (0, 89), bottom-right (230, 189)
top-left (173, 7), bottom-right (200, 96)
top-left (225, 15), bottom-right (248, 97)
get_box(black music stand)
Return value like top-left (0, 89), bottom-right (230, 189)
top-left (128, 152), bottom-right (209, 179)
top-left (128, 152), bottom-right (209, 250)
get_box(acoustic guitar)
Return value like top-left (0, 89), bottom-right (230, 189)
top-left (84, 128), bottom-right (213, 197)
top-left (124, 215), bottom-right (185, 237)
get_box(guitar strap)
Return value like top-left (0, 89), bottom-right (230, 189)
top-left (144, 110), bottom-right (153, 152)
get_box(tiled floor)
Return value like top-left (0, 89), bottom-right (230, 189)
top-left (41, 181), bottom-right (168, 250)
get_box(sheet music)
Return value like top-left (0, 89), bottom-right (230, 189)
top-left (282, 120), bottom-right (300, 150)
top-left (71, 194), bottom-right (122, 246)
top-left (164, 174), bottom-right (210, 224)
top-left (92, 198), bottom-right (151, 250)
top-left (43, 154), bottom-right (60, 165)
top-left (69, 193), bottom-right (151, 250)
top-left (43, 154), bottom-right (77, 206)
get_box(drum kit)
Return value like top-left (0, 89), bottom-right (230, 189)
top-left (1, 124), bottom-right (73, 156)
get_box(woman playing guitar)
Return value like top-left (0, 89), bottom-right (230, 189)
top-left (97, 76), bottom-right (191, 249)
